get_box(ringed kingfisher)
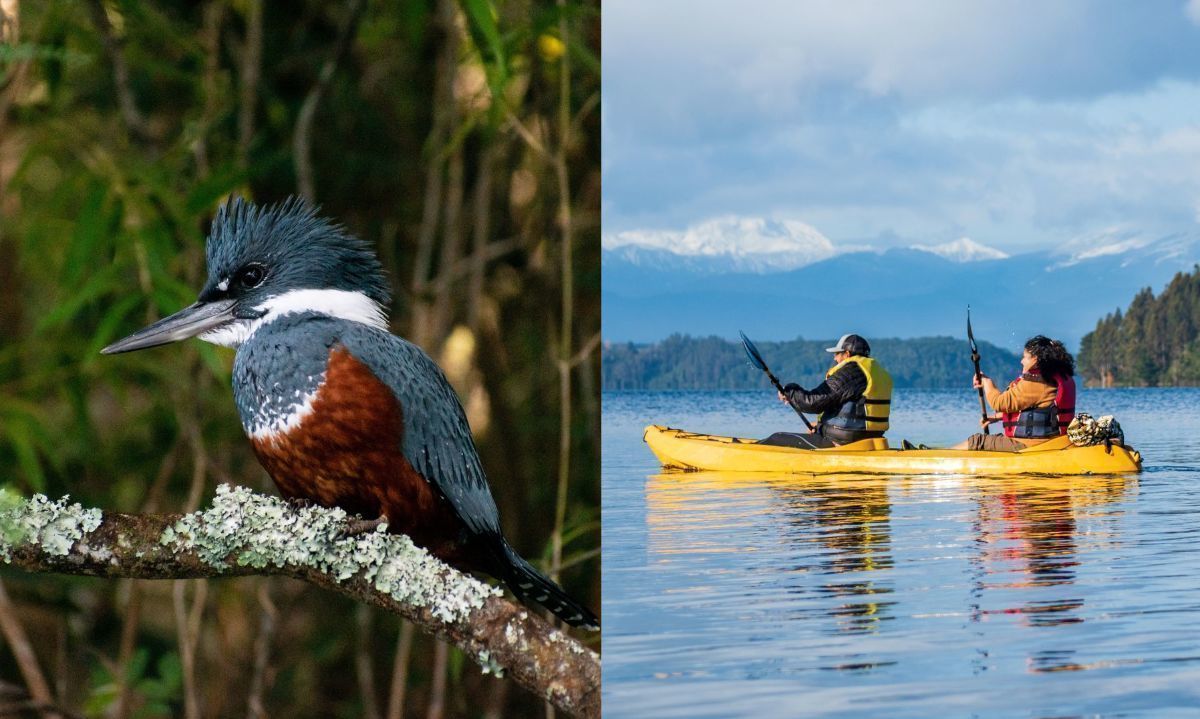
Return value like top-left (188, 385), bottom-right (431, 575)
top-left (102, 197), bottom-right (598, 630)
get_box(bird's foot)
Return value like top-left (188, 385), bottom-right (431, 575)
top-left (343, 515), bottom-right (389, 537)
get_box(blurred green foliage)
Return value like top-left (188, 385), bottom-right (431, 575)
top-left (0, 0), bottom-right (598, 715)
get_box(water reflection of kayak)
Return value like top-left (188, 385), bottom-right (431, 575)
top-left (644, 425), bottom-right (1143, 476)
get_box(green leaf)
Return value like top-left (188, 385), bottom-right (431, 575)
top-left (567, 36), bottom-right (600, 77)
top-left (459, 0), bottom-right (506, 72)
top-left (156, 651), bottom-right (183, 690)
top-left (459, 0), bottom-right (510, 126)
top-left (33, 264), bottom-right (122, 334)
top-left (86, 293), bottom-right (144, 359)
top-left (185, 164), bottom-right (250, 215)
top-left (63, 182), bottom-right (118, 286)
top-left (448, 644), bottom-right (465, 679)
top-left (0, 404), bottom-right (53, 493)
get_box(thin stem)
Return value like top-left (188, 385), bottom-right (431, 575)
top-left (425, 640), bottom-right (448, 719)
top-left (430, 147), bottom-right (464, 340)
top-left (84, 0), bottom-right (151, 140)
top-left (384, 621), bottom-right (415, 719)
top-left (551, 0), bottom-right (575, 588)
top-left (194, 0), bottom-right (224, 177)
top-left (0, 579), bottom-right (53, 711)
top-left (355, 605), bottom-right (381, 719)
top-left (245, 580), bottom-right (278, 719)
top-left (410, 0), bottom-right (458, 346)
top-left (112, 581), bottom-right (143, 719)
top-left (468, 143), bottom-right (497, 331)
top-left (238, 0), bottom-right (263, 166)
top-left (294, 0), bottom-right (367, 201)
top-left (173, 579), bottom-right (207, 719)
top-left (546, 9), bottom-right (575, 712)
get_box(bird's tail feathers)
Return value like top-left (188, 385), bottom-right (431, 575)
top-left (493, 538), bottom-right (599, 630)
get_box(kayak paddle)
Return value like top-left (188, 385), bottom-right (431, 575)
top-left (739, 331), bottom-right (814, 431)
top-left (966, 307), bottom-right (990, 435)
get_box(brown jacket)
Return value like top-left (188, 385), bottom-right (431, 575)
top-left (986, 376), bottom-right (1057, 446)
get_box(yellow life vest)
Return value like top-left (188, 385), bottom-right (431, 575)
top-left (820, 355), bottom-right (893, 433)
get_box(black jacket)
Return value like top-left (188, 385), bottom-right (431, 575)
top-left (782, 361), bottom-right (868, 417)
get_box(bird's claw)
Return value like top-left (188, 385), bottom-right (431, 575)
top-left (286, 496), bottom-right (316, 510)
top-left (343, 515), bottom-right (388, 537)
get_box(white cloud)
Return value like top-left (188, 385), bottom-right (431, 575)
top-left (1188, 0), bottom-right (1200, 26)
top-left (603, 2), bottom-right (1200, 251)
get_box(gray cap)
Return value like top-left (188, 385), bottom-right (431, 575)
top-left (825, 333), bottom-right (870, 356)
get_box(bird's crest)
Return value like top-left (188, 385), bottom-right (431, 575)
top-left (205, 196), bottom-right (392, 307)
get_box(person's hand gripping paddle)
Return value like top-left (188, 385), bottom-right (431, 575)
top-left (739, 331), bottom-right (815, 431)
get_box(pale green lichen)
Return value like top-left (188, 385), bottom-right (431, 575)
top-left (477, 649), bottom-right (505, 677)
top-left (546, 627), bottom-right (591, 656)
top-left (0, 489), bottom-right (103, 562)
top-left (161, 484), bottom-right (501, 623)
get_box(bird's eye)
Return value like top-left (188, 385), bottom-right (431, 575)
top-left (238, 264), bottom-right (266, 289)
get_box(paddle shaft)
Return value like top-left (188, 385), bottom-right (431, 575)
top-left (967, 315), bottom-right (991, 437)
top-left (766, 368), bottom-right (815, 432)
top-left (970, 350), bottom-right (990, 434)
top-left (739, 332), bottom-right (816, 431)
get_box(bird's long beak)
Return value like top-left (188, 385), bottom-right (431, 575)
top-left (101, 299), bottom-right (238, 354)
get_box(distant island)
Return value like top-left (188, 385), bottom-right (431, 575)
top-left (603, 335), bottom-right (1020, 390)
top-left (1079, 265), bottom-right (1200, 387)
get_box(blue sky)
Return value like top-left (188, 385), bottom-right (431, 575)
top-left (603, 1), bottom-right (1200, 254)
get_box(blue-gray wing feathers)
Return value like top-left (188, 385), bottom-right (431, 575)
top-left (339, 324), bottom-right (501, 536)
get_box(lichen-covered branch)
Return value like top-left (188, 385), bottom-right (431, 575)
top-left (0, 485), bottom-right (600, 718)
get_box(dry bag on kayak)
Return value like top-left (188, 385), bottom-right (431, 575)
top-left (1067, 413), bottom-right (1124, 446)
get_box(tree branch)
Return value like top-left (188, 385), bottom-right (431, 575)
top-left (0, 485), bottom-right (599, 718)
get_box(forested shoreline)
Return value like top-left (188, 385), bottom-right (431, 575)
top-left (1079, 266), bottom-right (1200, 386)
top-left (603, 335), bottom-right (1020, 390)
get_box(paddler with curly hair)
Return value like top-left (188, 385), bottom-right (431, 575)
top-left (953, 335), bottom-right (1076, 451)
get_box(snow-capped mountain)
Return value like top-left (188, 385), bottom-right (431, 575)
top-left (1052, 227), bottom-right (1198, 268)
top-left (602, 216), bottom-right (842, 273)
top-left (603, 229), bottom-right (1200, 350)
top-left (909, 238), bottom-right (1009, 262)
top-left (605, 217), bottom-right (1019, 274)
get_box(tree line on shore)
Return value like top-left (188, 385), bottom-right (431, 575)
top-left (603, 335), bottom-right (1019, 390)
top-left (1079, 265), bottom-right (1200, 387)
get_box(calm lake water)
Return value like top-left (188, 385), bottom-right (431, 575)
top-left (602, 388), bottom-right (1200, 718)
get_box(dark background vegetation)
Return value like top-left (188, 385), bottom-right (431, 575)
top-left (0, 0), bottom-right (598, 716)
top-left (1079, 266), bottom-right (1200, 387)
top-left (602, 336), bottom-right (1020, 390)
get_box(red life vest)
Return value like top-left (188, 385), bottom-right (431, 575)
top-left (1000, 372), bottom-right (1076, 439)
top-left (1054, 374), bottom-right (1076, 430)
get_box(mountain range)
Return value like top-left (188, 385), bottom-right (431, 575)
top-left (602, 224), bottom-right (1200, 351)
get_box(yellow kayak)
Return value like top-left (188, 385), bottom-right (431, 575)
top-left (644, 425), bottom-right (1143, 475)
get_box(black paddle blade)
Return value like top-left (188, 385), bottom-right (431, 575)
top-left (739, 331), bottom-right (768, 371)
top-left (966, 306), bottom-right (978, 351)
